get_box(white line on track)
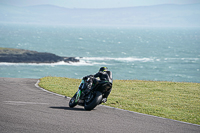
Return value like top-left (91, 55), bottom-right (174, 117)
top-left (35, 80), bottom-right (67, 98)
top-left (3, 101), bottom-right (49, 105)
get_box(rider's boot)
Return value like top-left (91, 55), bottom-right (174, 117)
top-left (102, 98), bottom-right (107, 103)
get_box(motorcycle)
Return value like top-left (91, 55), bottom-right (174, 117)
top-left (69, 74), bottom-right (112, 111)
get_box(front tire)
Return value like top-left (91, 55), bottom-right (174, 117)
top-left (69, 93), bottom-right (78, 108)
top-left (84, 91), bottom-right (102, 111)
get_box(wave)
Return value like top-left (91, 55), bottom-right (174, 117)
top-left (166, 57), bottom-right (199, 61)
top-left (0, 57), bottom-right (198, 66)
top-left (0, 60), bottom-right (108, 66)
top-left (78, 57), bottom-right (154, 62)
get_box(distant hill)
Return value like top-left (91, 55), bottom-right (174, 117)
top-left (0, 4), bottom-right (200, 27)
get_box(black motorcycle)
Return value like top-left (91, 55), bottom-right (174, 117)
top-left (69, 72), bottom-right (112, 111)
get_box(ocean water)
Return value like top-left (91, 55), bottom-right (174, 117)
top-left (0, 24), bottom-right (200, 83)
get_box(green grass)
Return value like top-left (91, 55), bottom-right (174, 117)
top-left (39, 76), bottom-right (200, 125)
top-left (0, 47), bottom-right (26, 54)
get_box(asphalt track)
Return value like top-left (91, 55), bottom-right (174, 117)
top-left (0, 78), bottom-right (199, 133)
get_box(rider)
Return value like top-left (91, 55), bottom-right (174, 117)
top-left (83, 67), bottom-right (112, 103)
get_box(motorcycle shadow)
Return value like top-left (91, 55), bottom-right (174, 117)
top-left (49, 106), bottom-right (87, 111)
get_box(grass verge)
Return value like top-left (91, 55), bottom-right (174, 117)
top-left (39, 76), bottom-right (200, 125)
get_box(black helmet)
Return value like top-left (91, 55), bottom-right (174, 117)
top-left (99, 67), bottom-right (108, 72)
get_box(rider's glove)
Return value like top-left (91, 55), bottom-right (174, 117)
top-left (83, 75), bottom-right (94, 80)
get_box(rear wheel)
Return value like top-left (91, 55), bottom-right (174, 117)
top-left (69, 93), bottom-right (78, 108)
top-left (84, 91), bottom-right (102, 111)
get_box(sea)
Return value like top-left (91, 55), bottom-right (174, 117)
top-left (0, 24), bottom-right (200, 83)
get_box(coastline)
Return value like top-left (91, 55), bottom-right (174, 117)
top-left (0, 47), bottom-right (79, 63)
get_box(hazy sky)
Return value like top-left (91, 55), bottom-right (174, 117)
top-left (0, 0), bottom-right (199, 8)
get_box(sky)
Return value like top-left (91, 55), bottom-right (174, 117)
top-left (0, 0), bottom-right (199, 8)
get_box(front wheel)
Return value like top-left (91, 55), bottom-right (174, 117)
top-left (84, 91), bottom-right (102, 111)
top-left (69, 93), bottom-right (78, 108)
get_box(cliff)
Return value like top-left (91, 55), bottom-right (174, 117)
top-left (0, 47), bottom-right (79, 63)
